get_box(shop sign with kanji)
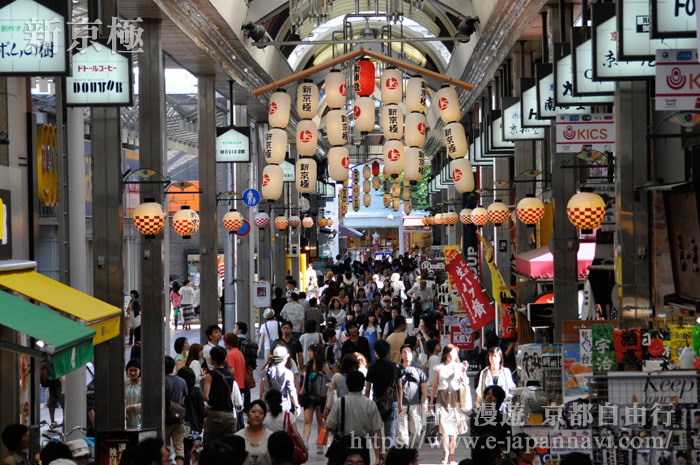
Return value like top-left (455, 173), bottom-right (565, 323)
top-left (444, 247), bottom-right (494, 332)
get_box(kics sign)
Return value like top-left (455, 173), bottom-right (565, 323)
top-left (555, 113), bottom-right (615, 153)
top-left (655, 49), bottom-right (700, 110)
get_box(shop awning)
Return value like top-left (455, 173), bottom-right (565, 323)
top-left (0, 290), bottom-right (95, 379)
top-left (514, 243), bottom-right (596, 280)
top-left (0, 261), bottom-right (121, 344)
top-left (338, 225), bottom-right (364, 237)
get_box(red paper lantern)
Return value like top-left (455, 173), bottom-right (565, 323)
top-left (372, 160), bottom-right (380, 176)
top-left (471, 206), bottom-right (489, 226)
top-left (516, 195), bottom-right (545, 225)
top-left (288, 216), bottom-right (301, 228)
top-left (354, 58), bottom-right (375, 97)
top-left (459, 209), bottom-right (472, 225)
top-left (487, 200), bottom-right (510, 225)
top-left (567, 191), bottom-right (606, 230)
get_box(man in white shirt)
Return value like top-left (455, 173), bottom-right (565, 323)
top-left (202, 324), bottom-right (222, 371)
top-left (258, 308), bottom-right (281, 360)
top-left (178, 280), bottom-right (196, 330)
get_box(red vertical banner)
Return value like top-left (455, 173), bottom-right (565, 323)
top-left (501, 302), bottom-right (517, 338)
top-left (444, 248), bottom-right (495, 332)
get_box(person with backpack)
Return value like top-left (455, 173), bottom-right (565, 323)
top-left (260, 346), bottom-right (300, 418)
top-left (235, 321), bottom-right (258, 410)
top-left (202, 346), bottom-right (237, 444)
top-left (365, 339), bottom-right (403, 449)
top-left (258, 308), bottom-right (282, 360)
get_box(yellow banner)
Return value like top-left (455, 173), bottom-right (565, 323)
top-left (476, 233), bottom-right (508, 310)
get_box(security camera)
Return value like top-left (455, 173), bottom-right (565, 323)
top-left (456, 17), bottom-right (480, 43)
top-left (242, 22), bottom-right (270, 48)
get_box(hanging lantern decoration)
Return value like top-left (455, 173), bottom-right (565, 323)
top-left (269, 90), bottom-right (291, 128)
top-left (319, 217), bottom-right (328, 227)
top-left (288, 215), bottom-right (301, 228)
top-left (383, 179), bottom-right (391, 194)
top-left (406, 76), bottom-right (427, 113)
top-left (340, 201), bottom-right (349, 215)
top-left (296, 158), bottom-right (317, 194)
top-left (172, 206), bottom-right (200, 239)
top-left (381, 104), bottom-right (404, 140)
top-left (296, 79), bottom-right (319, 119)
top-left (274, 215), bottom-right (289, 230)
top-left (296, 119), bottom-right (318, 157)
top-left (443, 211), bottom-right (459, 225)
top-left (223, 210), bottom-right (244, 233)
top-left (488, 200), bottom-right (510, 225)
top-left (443, 122), bottom-right (468, 159)
top-left (363, 165), bottom-right (371, 180)
top-left (403, 186), bottom-right (411, 202)
top-left (383, 167), bottom-right (389, 179)
top-left (261, 164), bottom-right (284, 200)
top-left (391, 182), bottom-right (401, 198)
top-left (352, 183), bottom-right (361, 199)
top-left (392, 197), bottom-right (400, 211)
top-left (451, 157), bottom-right (475, 194)
top-left (363, 193), bottom-right (372, 207)
top-left (353, 96), bottom-right (375, 133)
top-left (383, 140), bottom-right (405, 179)
top-left (354, 58), bottom-right (375, 97)
top-left (353, 196), bottom-right (361, 212)
top-left (343, 179), bottom-right (349, 188)
top-left (363, 180), bottom-right (371, 194)
top-left (372, 160), bottom-right (380, 176)
top-left (328, 146), bottom-right (350, 183)
top-left (404, 200), bottom-right (412, 215)
top-left (352, 169), bottom-right (360, 185)
top-left (325, 69), bottom-right (347, 109)
top-left (517, 195), bottom-right (545, 225)
top-left (381, 67), bottom-right (402, 104)
top-left (372, 175), bottom-right (381, 190)
top-left (404, 147), bottom-right (425, 185)
top-left (471, 206), bottom-right (489, 226)
top-left (421, 216), bottom-right (428, 225)
top-left (459, 208), bottom-right (473, 224)
top-left (327, 218), bottom-right (333, 226)
top-left (264, 128), bottom-right (287, 165)
top-left (434, 213), bottom-right (444, 225)
top-left (425, 215), bottom-right (435, 226)
top-left (405, 112), bottom-right (427, 148)
top-left (326, 109), bottom-right (348, 146)
top-left (434, 85), bottom-right (460, 123)
top-left (302, 216), bottom-right (314, 228)
top-left (254, 212), bottom-right (270, 229)
top-left (133, 198), bottom-right (166, 238)
top-left (567, 191), bottom-right (606, 231)
top-left (339, 187), bottom-right (349, 202)
top-left (383, 193), bottom-right (391, 207)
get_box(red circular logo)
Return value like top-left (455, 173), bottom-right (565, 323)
top-left (300, 130), bottom-right (313, 143)
top-left (438, 97), bottom-right (449, 111)
top-left (417, 123), bottom-right (426, 135)
top-left (262, 173), bottom-right (270, 186)
top-left (563, 125), bottom-right (576, 140)
top-left (354, 106), bottom-right (361, 119)
top-left (340, 84), bottom-right (346, 96)
top-left (269, 102), bottom-right (277, 115)
top-left (453, 169), bottom-right (462, 181)
top-left (341, 156), bottom-right (349, 169)
top-left (388, 149), bottom-right (401, 162)
top-left (649, 338), bottom-right (664, 357)
top-left (385, 77), bottom-right (399, 90)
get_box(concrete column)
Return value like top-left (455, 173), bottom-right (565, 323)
top-left (615, 81), bottom-right (651, 315)
top-left (138, 19), bottom-right (166, 435)
top-left (233, 123), bottom-right (252, 328)
top-left (198, 75), bottom-right (219, 335)
top-left (493, 157), bottom-right (511, 285)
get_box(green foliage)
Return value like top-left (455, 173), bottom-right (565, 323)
top-left (377, 165), bottom-right (432, 212)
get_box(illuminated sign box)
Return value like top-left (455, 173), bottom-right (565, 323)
top-left (520, 77), bottom-right (549, 128)
top-left (502, 97), bottom-right (546, 141)
top-left (554, 42), bottom-right (614, 106)
top-left (66, 41), bottom-right (133, 106)
top-left (650, 0), bottom-right (696, 39)
top-left (571, 27), bottom-right (615, 96)
top-left (215, 126), bottom-right (250, 163)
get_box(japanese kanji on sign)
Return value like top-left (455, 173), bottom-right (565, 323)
top-left (444, 246), bottom-right (494, 332)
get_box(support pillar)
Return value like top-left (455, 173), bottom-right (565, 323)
top-left (493, 157), bottom-right (512, 285)
top-left (198, 75), bottom-right (219, 335)
top-left (138, 19), bottom-right (166, 435)
top-left (234, 122), bottom-right (252, 328)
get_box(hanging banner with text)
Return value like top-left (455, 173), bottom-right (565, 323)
top-left (655, 49), bottom-right (700, 110)
top-left (444, 247), bottom-right (494, 332)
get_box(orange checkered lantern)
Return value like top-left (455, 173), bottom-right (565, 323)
top-left (223, 210), bottom-right (243, 233)
top-left (133, 198), bottom-right (166, 238)
top-left (425, 215), bottom-right (436, 226)
top-left (470, 206), bottom-right (489, 226)
top-left (443, 211), bottom-right (459, 225)
top-left (567, 191), bottom-right (606, 230)
top-left (434, 213), bottom-right (444, 225)
top-left (254, 212), bottom-right (270, 229)
top-left (172, 206), bottom-right (200, 239)
top-left (459, 208), bottom-right (473, 224)
top-left (319, 217), bottom-right (328, 227)
top-left (302, 217), bottom-right (314, 228)
top-left (487, 200), bottom-right (510, 225)
top-left (516, 195), bottom-right (545, 225)
top-left (288, 216), bottom-right (301, 228)
top-left (274, 216), bottom-right (289, 230)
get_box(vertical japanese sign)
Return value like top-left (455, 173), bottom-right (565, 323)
top-left (592, 323), bottom-right (616, 372)
top-left (500, 301), bottom-right (517, 339)
top-left (444, 246), bottom-right (494, 332)
top-left (669, 324), bottom-right (693, 363)
top-left (613, 328), bottom-right (642, 369)
top-left (579, 329), bottom-right (593, 367)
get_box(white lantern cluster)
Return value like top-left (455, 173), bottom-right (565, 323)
top-left (295, 80), bottom-right (319, 194)
top-left (262, 90), bottom-right (290, 201)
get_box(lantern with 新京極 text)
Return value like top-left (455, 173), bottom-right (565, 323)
top-left (434, 85), bottom-right (460, 123)
top-left (264, 128), bottom-right (287, 165)
top-left (404, 147), bottom-right (425, 185)
top-left (326, 109), bottom-right (348, 146)
top-left (296, 119), bottom-right (318, 157)
top-left (325, 70), bottom-right (347, 109)
top-left (296, 158), bottom-right (317, 194)
top-left (405, 112), bottom-right (426, 148)
top-left (381, 104), bottom-right (404, 140)
top-left (261, 164), bottom-right (284, 200)
top-left (269, 90), bottom-right (291, 128)
top-left (443, 122), bottom-right (468, 159)
top-left (383, 140), bottom-right (405, 179)
top-left (406, 76), bottom-right (427, 113)
top-left (296, 80), bottom-right (319, 119)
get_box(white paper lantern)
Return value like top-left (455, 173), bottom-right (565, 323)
top-left (352, 169), bottom-right (360, 185)
top-left (404, 147), bottom-right (425, 185)
top-left (459, 208), bottom-right (473, 224)
top-left (133, 199), bottom-right (166, 238)
top-left (488, 201), bottom-right (510, 225)
top-left (405, 112), bottom-right (427, 148)
top-left (471, 207), bottom-right (489, 226)
top-left (296, 119), bottom-right (318, 157)
top-left (363, 193), bottom-right (371, 207)
top-left (392, 197), bottom-right (400, 211)
top-left (443, 211), bottom-right (459, 225)
top-left (223, 210), bottom-right (243, 233)
top-left (352, 184), bottom-right (361, 198)
top-left (404, 200), bottom-right (412, 215)
top-left (383, 193), bottom-right (391, 207)
top-left (325, 70), bottom-right (347, 109)
top-left (261, 164), bottom-right (284, 200)
top-left (339, 187), bottom-right (349, 202)
top-left (381, 104), bottom-right (404, 140)
top-left (381, 67), bottom-right (403, 104)
top-left (264, 128), bottom-right (287, 165)
top-left (363, 180), bottom-right (371, 194)
top-left (296, 158), bottom-right (317, 194)
top-left (254, 212), bottom-right (270, 229)
top-left (434, 213), bottom-right (444, 225)
top-left (353, 196), bottom-right (361, 212)
top-left (343, 179), bottom-right (349, 188)
top-left (443, 122), bottom-right (468, 159)
top-left (363, 165), bottom-right (371, 180)
top-left (302, 216), bottom-right (314, 228)
top-left (434, 85), bottom-right (460, 123)
top-left (353, 96), bottom-right (375, 133)
top-left (340, 201), bottom-right (349, 215)
top-left (296, 80), bottom-right (319, 119)
top-left (383, 140), bottom-right (405, 179)
top-left (288, 215), bottom-right (302, 228)
top-left (372, 175), bottom-right (381, 190)
top-left (451, 158), bottom-right (475, 194)
top-left (326, 109), bottom-right (348, 146)
top-left (269, 90), bottom-right (291, 128)
top-left (274, 215), bottom-right (289, 230)
top-left (391, 182), bottom-right (401, 198)
top-left (403, 186), bottom-right (411, 201)
top-left (516, 196), bottom-right (545, 225)
top-left (406, 76), bottom-right (427, 113)
top-left (568, 191), bottom-right (606, 230)
top-left (328, 146), bottom-right (350, 183)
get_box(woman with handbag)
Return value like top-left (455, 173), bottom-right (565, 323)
top-left (235, 400), bottom-right (273, 465)
top-left (429, 344), bottom-right (472, 465)
top-left (300, 344), bottom-right (332, 454)
top-left (263, 389), bottom-right (308, 464)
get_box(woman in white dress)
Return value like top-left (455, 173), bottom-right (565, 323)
top-left (475, 346), bottom-right (516, 407)
top-left (429, 344), bottom-right (471, 465)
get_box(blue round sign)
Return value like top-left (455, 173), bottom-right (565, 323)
top-left (242, 189), bottom-right (261, 207)
top-left (235, 219), bottom-right (251, 237)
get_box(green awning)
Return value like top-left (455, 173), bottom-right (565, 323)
top-left (0, 290), bottom-right (95, 379)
